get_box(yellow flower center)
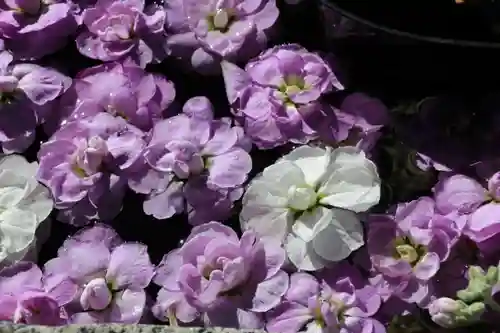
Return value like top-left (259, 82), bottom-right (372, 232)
top-left (392, 236), bottom-right (427, 266)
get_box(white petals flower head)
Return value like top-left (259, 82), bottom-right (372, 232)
top-left (240, 146), bottom-right (381, 271)
top-left (0, 154), bottom-right (53, 267)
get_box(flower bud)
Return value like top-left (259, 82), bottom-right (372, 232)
top-left (80, 277), bottom-right (112, 311)
top-left (429, 297), bottom-right (485, 328)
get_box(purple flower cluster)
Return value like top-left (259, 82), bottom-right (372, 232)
top-left (129, 96), bottom-right (252, 225)
top-left (43, 224), bottom-right (154, 323)
top-left (165, 0), bottom-right (279, 73)
top-left (8, 0), bottom-right (500, 330)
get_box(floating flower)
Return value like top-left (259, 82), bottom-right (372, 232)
top-left (0, 155), bottom-right (53, 268)
top-left (367, 197), bottom-right (460, 306)
top-left (76, 0), bottom-right (166, 67)
top-left (433, 172), bottom-right (500, 250)
top-left (43, 225), bottom-right (155, 324)
top-left (334, 92), bottom-right (389, 154)
top-left (0, 63), bottom-right (71, 153)
top-left (266, 264), bottom-right (384, 333)
top-left (130, 96), bottom-right (252, 225)
top-left (0, 261), bottom-right (76, 325)
top-left (222, 45), bottom-right (344, 149)
top-left (152, 221), bottom-right (288, 329)
top-left (241, 145), bottom-right (380, 271)
top-left (0, 0), bottom-right (77, 59)
top-left (49, 61), bottom-right (175, 133)
top-left (37, 112), bottom-right (147, 226)
top-left (164, 0), bottom-right (279, 72)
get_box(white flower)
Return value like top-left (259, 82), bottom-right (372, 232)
top-left (0, 154), bottom-right (53, 267)
top-left (240, 146), bottom-right (380, 271)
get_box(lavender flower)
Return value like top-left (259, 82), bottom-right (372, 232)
top-left (49, 61), bottom-right (175, 133)
top-left (164, 0), bottom-right (279, 73)
top-left (43, 225), bottom-right (155, 324)
top-left (152, 221), bottom-right (288, 329)
top-left (0, 63), bottom-right (71, 153)
top-left (434, 172), bottom-right (500, 248)
top-left (0, 261), bottom-right (76, 325)
top-left (76, 0), bottom-right (166, 67)
top-left (222, 45), bottom-right (344, 149)
top-left (266, 263), bottom-right (384, 333)
top-left (0, 0), bottom-right (77, 59)
top-left (367, 197), bottom-right (460, 306)
top-left (334, 92), bottom-right (389, 154)
top-left (130, 96), bottom-right (252, 225)
top-left (37, 112), bottom-right (147, 226)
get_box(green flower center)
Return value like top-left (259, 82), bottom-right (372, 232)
top-left (207, 9), bottom-right (236, 32)
top-left (392, 236), bottom-right (427, 266)
top-left (278, 75), bottom-right (307, 106)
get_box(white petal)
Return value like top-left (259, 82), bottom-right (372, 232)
top-left (284, 233), bottom-right (327, 271)
top-left (0, 154), bottom-right (38, 177)
top-left (311, 208), bottom-right (364, 262)
top-left (242, 179), bottom-right (288, 208)
top-left (281, 146), bottom-right (330, 187)
top-left (291, 206), bottom-right (332, 243)
top-left (0, 170), bottom-right (30, 208)
top-left (18, 182), bottom-right (53, 223)
top-left (0, 207), bottom-right (37, 263)
top-left (261, 161), bottom-right (307, 194)
top-left (240, 204), bottom-right (293, 243)
top-left (318, 148), bottom-right (380, 212)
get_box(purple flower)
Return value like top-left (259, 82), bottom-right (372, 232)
top-left (0, 0), bottom-right (77, 59)
top-left (0, 63), bottom-right (71, 153)
top-left (266, 263), bottom-right (384, 333)
top-left (48, 61), bottom-right (175, 133)
top-left (433, 172), bottom-right (500, 248)
top-left (335, 92), bottom-right (388, 154)
top-left (37, 112), bottom-right (147, 226)
top-left (129, 96), bottom-right (252, 225)
top-left (0, 261), bottom-right (76, 325)
top-left (164, 0), bottom-right (279, 73)
top-left (43, 224), bottom-right (155, 324)
top-left (222, 44), bottom-right (344, 149)
top-left (76, 0), bottom-right (166, 67)
top-left (152, 222), bottom-right (288, 329)
top-left (367, 197), bottom-right (460, 306)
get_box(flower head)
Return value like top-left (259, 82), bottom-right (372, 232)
top-left (49, 61), bottom-right (175, 133)
top-left (334, 93), bottom-right (389, 154)
top-left (165, 0), bottom-right (279, 72)
top-left (0, 0), bottom-right (77, 59)
top-left (241, 145), bottom-right (380, 271)
top-left (0, 155), bottom-right (53, 267)
top-left (0, 63), bottom-right (71, 153)
top-left (367, 197), bottom-right (460, 305)
top-left (130, 96), bottom-right (252, 225)
top-left (0, 261), bottom-right (76, 325)
top-left (37, 112), bottom-right (147, 226)
top-left (76, 0), bottom-right (166, 67)
top-left (43, 224), bottom-right (155, 324)
top-left (152, 221), bottom-right (288, 329)
top-left (267, 264), bottom-right (384, 333)
top-left (428, 297), bottom-right (485, 328)
top-left (222, 45), bottom-right (344, 148)
top-left (433, 172), bottom-right (500, 251)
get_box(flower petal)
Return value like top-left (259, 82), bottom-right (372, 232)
top-left (250, 270), bottom-right (289, 312)
top-left (318, 147), bottom-right (380, 212)
top-left (311, 207), bottom-right (364, 262)
top-left (284, 233), bottom-right (327, 271)
top-left (108, 289), bottom-right (146, 324)
top-left (281, 145), bottom-right (330, 187)
top-left (105, 243), bottom-right (154, 290)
